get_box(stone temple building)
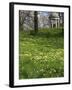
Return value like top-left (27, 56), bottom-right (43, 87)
top-left (48, 12), bottom-right (60, 28)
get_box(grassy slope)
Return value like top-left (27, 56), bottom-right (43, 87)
top-left (19, 28), bottom-right (64, 79)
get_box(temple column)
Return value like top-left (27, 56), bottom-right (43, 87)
top-left (56, 19), bottom-right (57, 28)
top-left (58, 19), bottom-right (60, 28)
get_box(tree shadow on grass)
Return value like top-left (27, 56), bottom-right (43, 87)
top-left (30, 30), bottom-right (64, 38)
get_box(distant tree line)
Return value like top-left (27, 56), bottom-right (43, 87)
top-left (19, 10), bottom-right (64, 33)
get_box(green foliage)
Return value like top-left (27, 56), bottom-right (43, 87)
top-left (19, 28), bottom-right (64, 79)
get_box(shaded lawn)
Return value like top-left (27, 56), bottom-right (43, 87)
top-left (19, 28), bottom-right (64, 79)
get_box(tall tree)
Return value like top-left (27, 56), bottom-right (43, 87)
top-left (58, 12), bottom-right (64, 34)
top-left (61, 13), bottom-right (64, 34)
top-left (34, 11), bottom-right (38, 33)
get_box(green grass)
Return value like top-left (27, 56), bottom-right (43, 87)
top-left (19, 28), bottom-right (64, 79)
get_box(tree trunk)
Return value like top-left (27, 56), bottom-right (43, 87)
top-left (62, 13), bottom-right (64, 35)
top-left (34, 11), bottom-right (38, 33)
